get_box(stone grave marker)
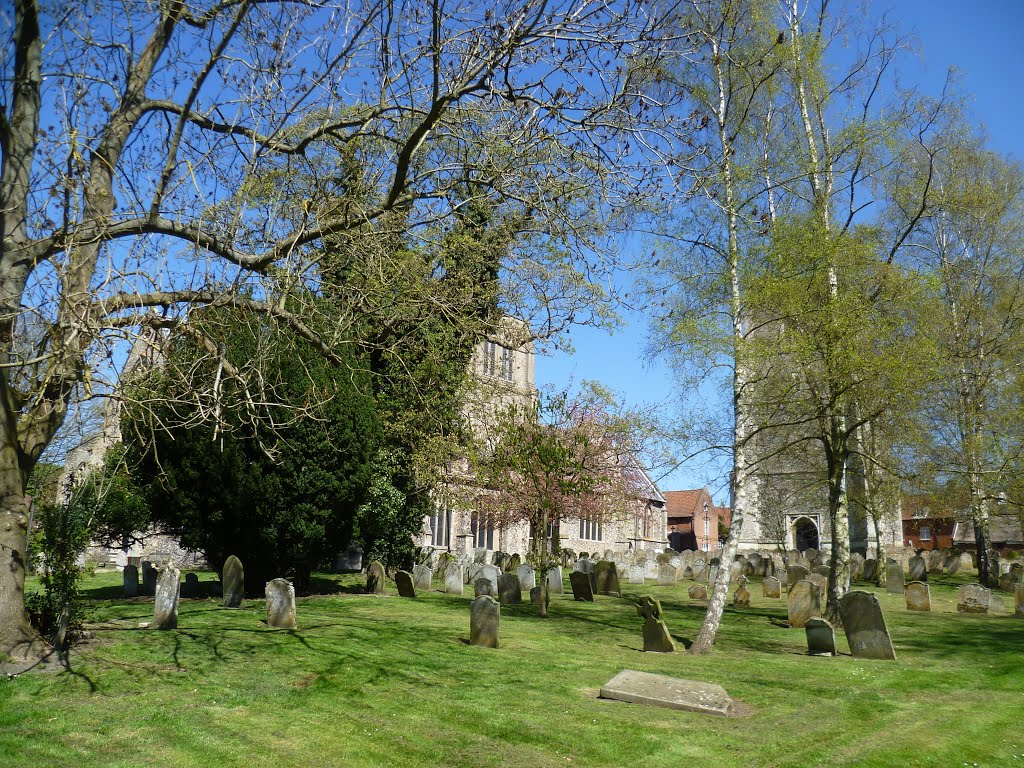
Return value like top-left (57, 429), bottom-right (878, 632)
top-left (497, 573), bottom-right (522, 604)
top-left (636, 595), bottom-right (676, 653)
top-left (570, 571), bottom-right (595, 601)
top-left (142, 561), bottom-right (157, 596)
top-left (787, 580), bottom-right (821, 628)
top-left (530, 585), bottom-right (548, 607)
top-left (477, 564), bottom-right (500, 595)
top-left (412, 564), bottom-right (433, 591)
top-left (444, 565), bottom-right (464, 595)
top-left (944, 553), bottom-right (962, 575)
top-left (474, 577), bottom-right (496, 598)
top-left (546, 566), bottom-right (564, 594)
top-left (863, 558), bottom-right (878, 583)
top-left (266, 578), bottom-right (297, 629)
top-left (849, 554), bottom-right (865, 582)
top-left (599, 670), bottom-right (732, 716)
top-left (805, 618), bottom-right (837, 656)
top-left (838, 591), bottom-right (896, 660)
top-left (787, 565), bottom-right (810, 584)
top-left (153, 566), bottom-right (180, 630)
top-left (707, 565), bottom-right (719, 586)
top-left (885, 560), bottom-right (905, 593)
top-left (222, 555), bottom-right (244, 608)
top-left (927, 550), bottom-right (945, 573)
top-left (688, 584), bottom-right (708, 600)
top-left (657, 563), bottom-right (677, 586)
top-left (182, 572), bottom-right (201, 598)
top-left (807, 572), bottom-right (828, 596)
top-left (593, 561), bottom-right (621, 596)
top-left (470, 595), bottom-right (500, 648)
top-left (628, 565), bottom-right (645, 584)
top-left (762, 576), bottom-right (781, 599)
top-left (813, 565), bottom-right (831, 578)
top-left (998, 573), bottom-right (1018, 592)
top-left (908, 555), bottom-right (928, 582)
top-left (366, 561), bottom-right (387, 594)
top-left (123, 564), bottom-right (139, 597)
top-left (733, 585), bottom-right (751, 607)
top-left (517, 564), bottom-right (536, 590)
top-left (395, 570), bottom-right (417, 598)
top-left (1016, 583), bottom-right (1024, 616)
top-left (905, 581), bottom-right (931, 612)
top-left (957, 584), bottom-right (991, 613)
top-left (335, 544), bottom-right (363, 572)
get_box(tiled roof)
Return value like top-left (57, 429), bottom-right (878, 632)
top-left (663, 488), bottom-right (712, 519)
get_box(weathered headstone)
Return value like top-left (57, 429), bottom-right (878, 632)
top-left (475, 564), bottom-right (500, 595)
top-left (885, 560), bottom-right (905, 593)
top-left (470, 595), bottom-right (500, 648)
top-left (998, 573), bottom-right (1018, 593)
top-left (570, 571), bottom-right (595, 601)
top-left (1016, 582), bottom-right (1024, 616)
top-left (807, 572), bottom-right (828, 597)
top-left (142, 561), bottom-right (157, 596)
top-left (805, 617), bottom-right (837, 656)
top-left (395, 570), bottom-right (417, 598)
top-left (593, 561), bottom-right (621, 596)
top-left (182, 572), bottom-right (201, 598)
top-left (688, 584), bottom-right (708, 600)
top-left (335, 544), bottom-right (363, 572)
top-left (599, 670), bottom-right (732, 716)
top-left (123, 564), bottom-right (139, 597)
top-left (957, 584), bottom-right (991, 613)
top-left (628, 565), bottom-right (645, 584)
top-left (366, 561), bottom-right (387, 594)
top-left (153, 566), bottom-right (180, 630)
top-left (812, 565), bottom-right (831, 578)
top-left (908, 555), bottom-right (928, 582)
top-left (497, 573), bottom-right (522, 604)
top-left (787, 565), bottom-right (810, 584)
top-left (863, 558), bottom-right (878, 583)
top-left (762, 576), bottom-right (781, 599)
top-left (444, 564), bottom-right (464, 595)
top-left (474, 577), bottom-right (496, 598)
top-left (529, 585), bottom-right (549, 608)
top-left (265, 578), bottom-right (297, 629)
top-left (222, 555), bottom-right (244, 608)
top-left (546, 566), bottom-right (564, 594)
top-left (839, 591), bottom-right (896, 660)
top-left (733, 585), bottom-right (750, 607)
top-left (944, 553), bottom-right (962, 575)
top-left (787, 580), bottom-right (821, 629)
top-left (517, 564), bottom-right (536, 590)
top-left (636, 595), bottom-right (676, 652)
top-left (412, 564), bottom-right (433, 591)
top-left (905, 581), bottom-right (931, 612)
top-left (656, 563), bottom-right (678, 587)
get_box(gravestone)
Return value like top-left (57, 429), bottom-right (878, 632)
top-left (655, 552), bottom-right (672, 565)
top-left (688, 584), bottom-right (708, 600)
top-left (444, 565), bottom-right (464, 595)
top-left (813, 565), bottom-right (831, 578)
top-left (153, 566), bottom-right (180, 630)
top-left (530, 585), bottom-right (549, 608)
top-left (707, 565), bottom-right (719, 585)
top-left (570, 571), bottom-right (595, 601)
top-left (599, 670), bottom-right (733, 716)
top-left (476, 564), bottom-right (500, 595)
top-left (470, 595), bottom-right (500, 648)
top-left (412, 564), bottom-right (433, 591)
top-left (574, 557), bottom-right (596, 581)
top-left (222, 555), bottom-right (244, 608)
top-left (366, 561), bottom-right (387, 594)
top-left (905, 581), bottom-right (931, 612)
top-left (508, 553), bottom-right (521, 571)
top-left (804, 547), bottom-right (819, 563)
top-left (885, 560), bottom-right (905, 593)
top-left (182, 572), bottom-right (201, 598)
top-left (957, 584), bottom-right (991, 613)
top-left (335, 544), bottom-right (363, 571)
top-left (944, 553), bottom-right (962, 575)
top-left (863, 558), bottom-right (878, 583)
top-left (593, 561), bottom-right (621, 596)
top-left (908, 555), bottom-right (928, 582)
top-left (849, 554), bottom-right (865, 582)
top-left (691, 559), bottom-right (708, 582)
top-left (807, 572), bottom-right (828, 596)
top-left (733, 585), bottom-right (750, 607)
top-left (998, 573), bottom-right (1018, 593)
top-left (657, 563), bottom-right (678, 586)
top-left (474, 577), bottom-right (496, 598)
top-left (787, 580), bottom-right (821, 629)
top-left (123, 564), bottom-right (139, 597)
top-left (395, 570), bottom-right (417, 598)
top-left (1016, 583), bottom-right (1024, 616)
top-left (839, 591), bottom-right (896, 660)
top-left (927, 550), bottom-right (945, 573)
top-left (497, 573), bottom-right (522, 604)
top-left (762, 576), bottom-right (781, 599)
top-left (628, 565), bottom-right (646, 584)
top-left (787, 565), bottom-right (810, 584)
top-left (142, 561), bottom-right (157, 596)
top-left (265, 578), bottom-right (297, 629)
top-left (636, 595), bottom-right (676, 652)
top-left (959, 553), bottom-right (974, 573)
top-left (474, 548), bottom-right (488, 564)
top-left (517, 564), bottom-right (536, 590)
top-left (805, 618), bottom-right (837, 656)
top-left (546, 566), bottom-right (564, 594)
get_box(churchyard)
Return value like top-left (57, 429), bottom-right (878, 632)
top-left (2, 566), bottom-right (1021, 768)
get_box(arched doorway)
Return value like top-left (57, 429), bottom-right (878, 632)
top-left (793, 517), bottom-right (819, 551)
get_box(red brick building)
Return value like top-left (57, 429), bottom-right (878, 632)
top-left (901, 494), bottom-right (956, 550)
top-left (664, 487), bottom-right (719, 552)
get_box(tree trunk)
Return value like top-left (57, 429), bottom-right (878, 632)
top-left (825, 427), bottom-right (851, 623)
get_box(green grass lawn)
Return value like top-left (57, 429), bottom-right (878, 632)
top-left (2, 569), bottom-right (1022, 768)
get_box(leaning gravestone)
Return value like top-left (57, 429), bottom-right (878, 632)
top-left (957, 584), bottom-right (991, 613)
top-left (123, 564), bottom-right (139, 597)
top-left (688, 584), bottom-right (708, 600)
top-left (474, 577), bottom-right (496, 598)
top-left (517, 564), bottom-right (536, 590)
top-left (395, 570), bottom-right (417, 598)
top-left (265, 578), bottom-right (297, 629)
top-left (908, 555), bottom-right (928, 582)
top-left (805, 618), bottom-right (837, 656)
top-left (628, 565), bottom-right (646, 585)
top-left (444, 565), bottom-right (464, 595)
top-left (412, 564), bottom-right (432, 592)
top-left (839, 591), bottom-right (896, 660)
top-left (733, 585), bottom-right (751, 607)
top-left (570, 571), bottom-right (595, 601)
top-left (153, 566), bottom-right (181, 630)
top-left (657, 563), bottom-right (678, 586)
top-left (599, 670), bottom-right (733, 716)
top-left (636, 595), bottom-right (676, 652)
top-left (546, 566), bottom-right (564, 594)
top-left (787, 580), bottom-right (821, 629)
top-left (470, 595), bottom-right (500, 648)
top-left (863, 558), bottom-right (878, 583)
top-left (593, 561), bottom-right (622, 596)
top-left (366, 561), bottom-right (387, 594)
top-left (142, 561), bottom-right (158, 596)
top-left (885, 560), bottom-right (905, 594)
top-left (497, 573), bottom-right (522, 605)
top-left (905, 581), bottom-right (931, 612)
top-left (762, 576), bottom-right (781, 599)
top-left (222, 555), bottom-right (244, 608)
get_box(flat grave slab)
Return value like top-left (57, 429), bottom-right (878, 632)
top-left (599, 669), bottom-right (733, 716)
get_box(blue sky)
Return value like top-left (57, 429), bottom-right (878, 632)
top-left (534, 0), bottom-right (1024, 503)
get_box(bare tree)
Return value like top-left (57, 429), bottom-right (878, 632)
top-left (0, 0), bottom-right (677, 658)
